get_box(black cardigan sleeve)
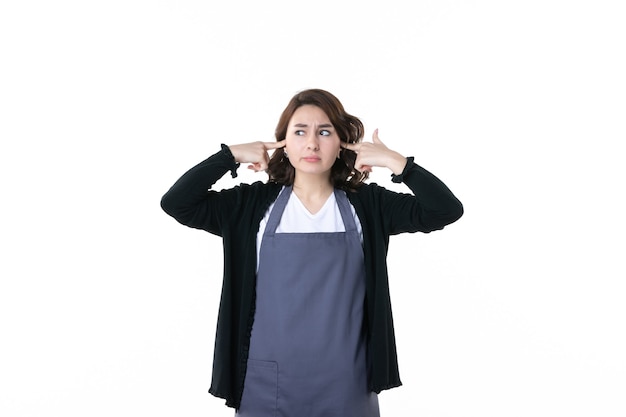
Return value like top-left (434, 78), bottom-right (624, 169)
top-left (160, 147), bottom-right (241, 236)
top-left (380, 158), bottom-right (464, 234)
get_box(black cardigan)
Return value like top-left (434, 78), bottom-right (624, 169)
top-left (161, 148), bottom-right (463, 409)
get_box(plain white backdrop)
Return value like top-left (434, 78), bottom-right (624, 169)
top-left (1, 1), bottom-right (625, 416)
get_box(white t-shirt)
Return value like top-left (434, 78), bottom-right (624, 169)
top-left (256, 187), bottom-right (363, 268)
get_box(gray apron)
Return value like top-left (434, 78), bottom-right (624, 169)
top-left (236, 186), bottom-right (380, 417)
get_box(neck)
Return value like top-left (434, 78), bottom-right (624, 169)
top-left (292, 173), bottom-right (333, 200)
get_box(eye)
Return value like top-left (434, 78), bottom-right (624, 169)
top-left (320, 130), bottom-right (331, 136)
top-left (295, 130), bottom-right (305, 136)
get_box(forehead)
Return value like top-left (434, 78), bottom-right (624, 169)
top-left (290, 105), bottom-right (332, 125)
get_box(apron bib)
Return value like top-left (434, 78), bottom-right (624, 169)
top-left (236, 186), bottom-right (379, 417)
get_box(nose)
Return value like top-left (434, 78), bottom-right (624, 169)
top-left (305, 134), bottom-right (319, 150)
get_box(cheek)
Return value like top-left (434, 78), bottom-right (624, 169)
top-left (284, 137), bottom-right (297, 151)
top-left (328, 138), bottom-right (341, 152)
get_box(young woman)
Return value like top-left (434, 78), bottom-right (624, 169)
top-left (161, 89), bottom-right (463, 416)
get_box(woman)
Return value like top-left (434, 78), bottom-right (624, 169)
top-left (161, 89), bottom-right (463, 416)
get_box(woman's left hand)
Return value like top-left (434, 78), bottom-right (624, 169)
top-left (342, 129), bottom-right (407, 175)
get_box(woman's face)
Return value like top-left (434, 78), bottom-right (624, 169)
top-left (284, 105), bottom-right (341, 179)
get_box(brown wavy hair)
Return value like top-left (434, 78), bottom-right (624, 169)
top-left (267, 89), bottom-right (368, 191)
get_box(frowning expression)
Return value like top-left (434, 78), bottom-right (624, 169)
top-left (284, 105), bottom-right (341, 178)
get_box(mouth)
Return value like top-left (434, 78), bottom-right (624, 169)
top-left (302, 156), bottom-right (321, 162)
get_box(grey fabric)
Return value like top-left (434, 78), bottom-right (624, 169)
top-left (236, 186), bottom-right (380, 417)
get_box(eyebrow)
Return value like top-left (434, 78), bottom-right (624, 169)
top-left (293, 123), bottom-right (334, 128)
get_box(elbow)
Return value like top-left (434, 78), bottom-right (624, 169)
top-left (449, 199), bottom-right (464, 223)
top-left (160, 190), bottom-right (206, 229)
top-left (160, 190), bottom-right (178, 218)
top-left (421, 199), bottom-right (464, 232)
top-left (160, 193), bottom-right (171, 215)
top-left (444, 198), bottom-right (464, 226)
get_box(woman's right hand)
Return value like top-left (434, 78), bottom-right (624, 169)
top-left (228, 140), bottom-right (286, 172)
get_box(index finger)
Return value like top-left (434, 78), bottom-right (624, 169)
top-left (341, 141), bottom-right (360, 151)
top-left (264, 140), bottom-right (286, 149)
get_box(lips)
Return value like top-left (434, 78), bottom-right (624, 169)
top-left (302, 156), bottom-right (321, 162)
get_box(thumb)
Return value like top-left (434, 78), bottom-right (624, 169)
top-left (372, 128), bottom-right (383, 144)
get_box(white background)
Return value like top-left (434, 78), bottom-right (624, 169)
top-left (1, 1), bottom-right (625, 416)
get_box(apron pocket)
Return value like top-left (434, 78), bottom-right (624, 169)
top-left (238, 359), bottom-right (278, 416)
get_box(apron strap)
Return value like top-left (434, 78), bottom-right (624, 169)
top-left (264, 186), bottom-right (292, 236)
top-left (334, 188), bottom-right (358, 233)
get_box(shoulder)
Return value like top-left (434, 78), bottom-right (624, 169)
top-left (347, 182), bottom-right (392, 201)
top-left (222, 180), bottom-right (279, 192)
top-left (216, 182), bottom-right (282, 230)
top-left (207, 181), bottom-right (281, 210)
top-left (232, 181), bottom-right (282, 205)
top-left (346, 182), bottom-right (411, 216)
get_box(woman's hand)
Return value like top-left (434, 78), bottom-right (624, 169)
top-left (228, 140), bottom-right (286, 172)
top-left (342, 129), bottom-right (407, 175)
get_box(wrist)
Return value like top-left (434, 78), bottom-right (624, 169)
top-left (390, 156), bottom-right (415, 183)
top-left (387, 152), bottom-right (407, 176)
top-left (220, 144), bottom-right (240, 178)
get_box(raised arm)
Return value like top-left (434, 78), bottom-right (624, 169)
top-left (345, 130), bottom-right (463, 234)
top-left (381, 158), bottom-right (463, 234)
top-left (160, 141), bottom-right (284, 235)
